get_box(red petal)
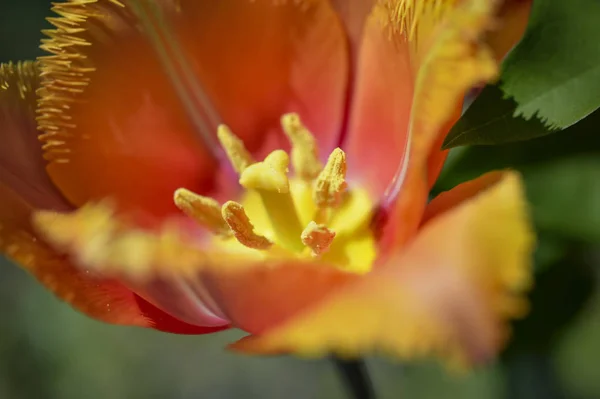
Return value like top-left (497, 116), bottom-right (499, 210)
top-left (135, 295), bottom-right (229, 335)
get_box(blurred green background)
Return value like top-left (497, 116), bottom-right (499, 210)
top-left (1, 1), bottom-right (599, 398)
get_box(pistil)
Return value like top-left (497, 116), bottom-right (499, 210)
top-left (239, 150), bottom-right (304, 252)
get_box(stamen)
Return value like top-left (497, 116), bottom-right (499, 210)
top-left (301, 221), bottom-right (336, 256)
top-left (173, 188), bottom-right (231, 236)
top-left (281, 113), bottom-right (322, 180)
top-left (221, 201), bottom-right (272, 250)
top-left (239, 150), bottom-right (290, 193)
top-left (217, 124), bottom-right (255, 174)
top-left (314, 148), bottom-right (348, 208)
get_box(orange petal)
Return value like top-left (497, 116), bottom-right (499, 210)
top-left (0, 183), bottom-right (223, 334)
top-left (344, 0), bottom-right (502, 246)
top-left (406, 0), bottom-right (499, 169)
top-left (203, 260), bottom-right (361, 334)
top-left (31, 199), bottom-right (361, 333)
top-left (38, 1), bottom-right (348, 219)
top-left (486, 0), bottom-right (532, 61)
top-left (0, 61), bottom-right (68, 210)
top-left (425, 106), bottom-right (462, 189)
top-left (421, 170), bottom-right (505, 226)
top-left (331, 0), bottom-right (375, 51)
top-left (30, 201), bottom-right (227, 328)
top-left (0, 184), bottom-right (226, 334)
top-left (374, 0), bottom-right (505, 250)
top-left (343, 5), bottom-right (413, 195)
top-left (423, 0), bottom-right (532, 187)
top-left (230, 172), bottom-right (534, 367)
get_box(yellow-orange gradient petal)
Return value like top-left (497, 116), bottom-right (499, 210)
top-left (38, 0), bottom-right (348, 220)
top-left (407, 0), bottom-right (499, 169)
top-left (0, 61), bottom-right (153, 330)
top-left (31, 200), bottom-right (361, 334)
top-left (203, 260), bottom-right (361, 334)
top-left (1, 186), bottom-right (225, 334)
top-left (0, 61), bottom-right (68, 210)
top-left (0, 183), bottom-right (148, 326)
top-left (423, 0), bottom-right (532, 187)
top-left (376, 0), bottom-right (504, 250)
top-left (230, 172), bottom-right (534, 368)
top-left (486, 0), bottom-right (532, 61)
top-left (421, 170), bottom-right (504, 226)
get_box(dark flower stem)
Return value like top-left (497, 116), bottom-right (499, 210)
top-left (333, 358), bottom-right (377, 399)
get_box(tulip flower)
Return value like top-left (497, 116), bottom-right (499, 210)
top-left (1, 0), bottom-right (533, 367)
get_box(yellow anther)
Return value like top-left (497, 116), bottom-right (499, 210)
top-left (314, 148), bottom-right (348, 208)
top-left (239, 150), bottom-right (290, 193)
top-left (221, 201), bottom-right (273, 250)
top-left (217, 124), bottom-right (254, 174)
top-left (301, 221), bottom-right (336, 256)
top-left (281, 113), bottom-right (322, 180)
top-left (173, 188), bottom-right (231, 236)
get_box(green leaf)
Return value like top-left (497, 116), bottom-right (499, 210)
top-left (501, 0), bottom-right (600, 129)
top-left (437, 107), bottom-right (600, 191)
top-left (443, 85), bottom-right (553, 149)
top-left (444, 0), bottom-right (600, 148)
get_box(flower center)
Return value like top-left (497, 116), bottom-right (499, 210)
top-left (174, 114), bottom-right (377, 274)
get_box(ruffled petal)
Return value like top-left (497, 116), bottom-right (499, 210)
top-left (0, 183), bottom-right (220, 333)
top-left (31, 200), bottom-right (360, 334)
top-left (486, 0), bottom-right (532, 61)
top-left (403, 0), bottom-right (499, 175)
top-left (229, 172), bottom-right (534, 367)
top-left (0, 61), bottom-right (68, 210)
top-left (38, 0), bottom-right (348, 219)
top-left (424, 0), bottom-right (532, 186)
top-left (376, 0), bottom-right (506, 249)
top-left (343, 0), bottom-right (522, 200)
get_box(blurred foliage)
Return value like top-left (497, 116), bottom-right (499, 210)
top-left (437, 108), bottom-right (600, 245)
top-left (1, 1), bottom-right (600, 399)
